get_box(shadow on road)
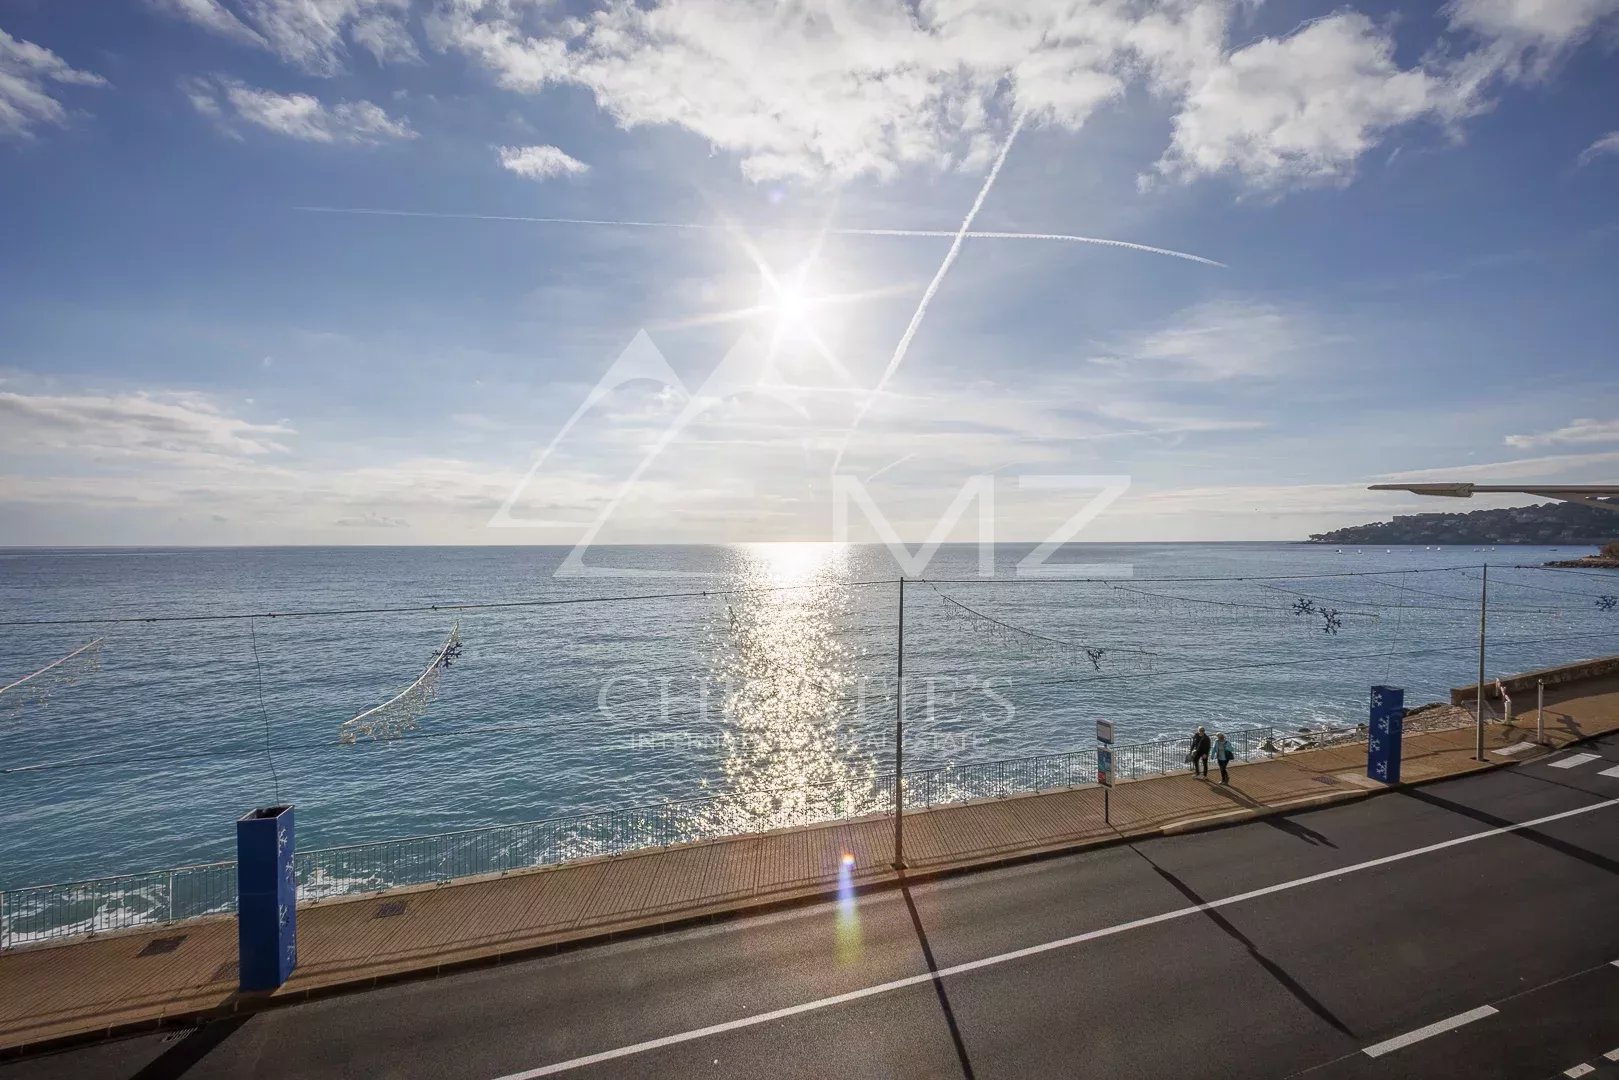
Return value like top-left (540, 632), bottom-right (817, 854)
top-left (1128, 848), bottom-right (1355, 1038)
top-left (126, 1016), bottom-right (249, 1080)
top-left (1401, 787), bottom-right (1619, 877)
top-left (1208, 784), bottom-right (1338, 847)
top-left (899, 881), bottom-right (977, 1080)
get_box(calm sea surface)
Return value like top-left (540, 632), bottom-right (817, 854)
top-left (2, 542), bottom-right (1616, 887)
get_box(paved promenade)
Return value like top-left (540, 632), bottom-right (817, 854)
top-left (5, 677), bottom-right (1619, 1056)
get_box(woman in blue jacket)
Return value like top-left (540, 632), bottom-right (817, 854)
top-left (1213, 732), bottom-right (1235, 784)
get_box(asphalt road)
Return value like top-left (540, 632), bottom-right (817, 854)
top-left (9, 732), bottom-right (1619, 1080)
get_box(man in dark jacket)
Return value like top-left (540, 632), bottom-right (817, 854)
top-left (1188, 726), bottom-right (1212, 778)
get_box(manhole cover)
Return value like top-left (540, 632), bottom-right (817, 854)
top-left (373, 900), bottom-right (408, 919)
top-left (138, 935), bottom-right (187, 957)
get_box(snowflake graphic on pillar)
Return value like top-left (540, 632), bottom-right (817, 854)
top-left (1369, 736), bottom-right (1381, 754)
top-left (1374, 760), bottom-right (1387, 779)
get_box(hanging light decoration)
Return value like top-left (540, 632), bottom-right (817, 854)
top-left (339, 621), bottom-right (463, 743)
top-left (0, 638), bottom-right (104, 717)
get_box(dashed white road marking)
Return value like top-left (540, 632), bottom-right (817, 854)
top-left (1599, 765), bottom-right (1619, 779)
top-left (1604, 1048), bottom-right (1619, 1062)
top-left (1361, 1006), bottom-right (1498, 1058)
top-left (1564, 1064), bottom-right (1594, 1077)
top-left (489, 798), bottom-right (1619, 1079)
top-left (1550, 753), bottom-right (1600, 769)
top-left (1492, 741), bottom-right (1538, 757)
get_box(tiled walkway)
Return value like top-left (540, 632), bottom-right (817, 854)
top-left (6, 678), bottom-right (1619, 1055)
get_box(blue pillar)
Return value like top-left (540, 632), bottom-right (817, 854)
top-left (1367, 686), bottom-right (1405, 785)
top-left (237, 805), bottom-right (296, 991)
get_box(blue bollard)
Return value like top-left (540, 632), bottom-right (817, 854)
top-left (1368, 686), bottom-right (1405, 785)
top-left (236, 805), bottom-right (297, 991)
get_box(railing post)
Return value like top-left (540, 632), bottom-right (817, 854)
top-left (167, 870), bottom-right (175, 924)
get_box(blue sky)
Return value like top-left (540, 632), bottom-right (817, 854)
top-left (1, 0), bottom-right (1617, 546)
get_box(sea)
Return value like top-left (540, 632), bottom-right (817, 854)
top-left (2, 542), bottom-right (1616, 891)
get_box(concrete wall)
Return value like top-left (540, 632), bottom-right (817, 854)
top-left (1450, 654), bottom-right (1619, 705)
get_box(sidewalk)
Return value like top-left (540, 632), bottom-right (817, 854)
top-left (6, 677), bottom-right (1619, 1056)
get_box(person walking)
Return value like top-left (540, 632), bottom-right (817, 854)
top-left (1188, 726), bottom-right (1211, 778)
top-left (1213, 732), bottom-right (1234, 784)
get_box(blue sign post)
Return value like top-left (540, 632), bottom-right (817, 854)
top-left (237, 805), bottom-right (297, 992)
top-left (1367, 686), bottom-right (1405, 785)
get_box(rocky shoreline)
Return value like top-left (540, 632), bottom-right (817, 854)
top-left (1546, 543), bottom-right (1619, 569)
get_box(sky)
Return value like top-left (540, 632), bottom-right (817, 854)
top-left (1, 0), bottom-right (1617, 548)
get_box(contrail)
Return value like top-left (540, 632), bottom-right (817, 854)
top-left (292, 205), bottom-right (1225, 268)
top-left (832, 111), bottom-right (1027, 473)
top-left (842, 228), bottom-right (1223, 268)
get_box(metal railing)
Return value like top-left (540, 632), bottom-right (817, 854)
top-left (0, 860), bottom-right (236, 950)
top-left (5, 716), bottom-right (1476, 948)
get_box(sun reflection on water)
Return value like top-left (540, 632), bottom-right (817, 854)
top-left (702, 542), bottom-right (882, 832)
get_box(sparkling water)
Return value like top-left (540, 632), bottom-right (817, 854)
top-left (1, 542), bottom-right (1614, 888)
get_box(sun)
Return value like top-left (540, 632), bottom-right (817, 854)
top-left (773, 283), bottom-right (812, 326)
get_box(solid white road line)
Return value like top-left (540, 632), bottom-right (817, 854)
top-left (1564, 1064), bottom-right (1595, 1077)
top-left (1550, 753), bottom-right (1600, 769)
top-left (1361, 1006), bottom-right (1498, 1059)
top-left (1599, 765), bottom-right (1619, 779)
top-left (489, 797), bottom-right (1619, 1080)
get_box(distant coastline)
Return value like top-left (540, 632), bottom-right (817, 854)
top-left (1309, 499), bottom-right (1619, 551)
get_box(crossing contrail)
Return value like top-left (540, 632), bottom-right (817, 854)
top-left (292, 205), bottom-right (1226, 268)
top-left (833, 110), bottom-right (1025, 472)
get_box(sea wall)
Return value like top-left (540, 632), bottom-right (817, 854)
top-left (1450, 653), bottom-right (1619, 705)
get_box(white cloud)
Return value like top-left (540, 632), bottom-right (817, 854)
top-left (154, 0), bottom-right (417, 73)
top-left (335, 511), bottom-right (411, 527)
top-left (0, 27), bottom-right (107, 139)
top-left (1578, 131), bottom-right (1619, 166)
top-left (1505, 418), bottom-right (1619, 449)
top-left (1376, 448), bottom-right (1619, 481)
top-left (1446, 0), bottom-right (1619, 74)
top-left (0, 390), bottom-right (293, 461)
top-left (1150, 14), bottom-right (1470, 190)
top-left (1093, 299), bottom-right (1318, 381)
top-left (428, 0), bottom-right (1226, 183)
top-left (146, 0), bottom-right (266, 48)
top-left (424, 0), bottom-right (1618, 193)
top-left (497, 143), bottom-right (590, 180)
top-left (184, 75), bottom-right (416, 142)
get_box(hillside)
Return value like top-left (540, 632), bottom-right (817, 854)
top-left (1308, 499), bottom-right (1619, 547)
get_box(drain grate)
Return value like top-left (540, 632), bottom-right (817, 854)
top-left (138, 935), bottom-right (187, 957)
top-left (1312, 775), bottom-right (1339, 786)
top-left (373, 900), bottom-right (408, 919)
top-left (210, 961), bottom-right (239, 983)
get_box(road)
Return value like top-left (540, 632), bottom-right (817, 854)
top-left (8, 732), bottom-right (1619, 1080)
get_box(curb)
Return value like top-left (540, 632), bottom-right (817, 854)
top-left (0, 730), bottom-right (1581, 1061)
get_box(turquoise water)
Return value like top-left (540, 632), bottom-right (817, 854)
top-left (1, 542), bottom-right (1615, 888)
